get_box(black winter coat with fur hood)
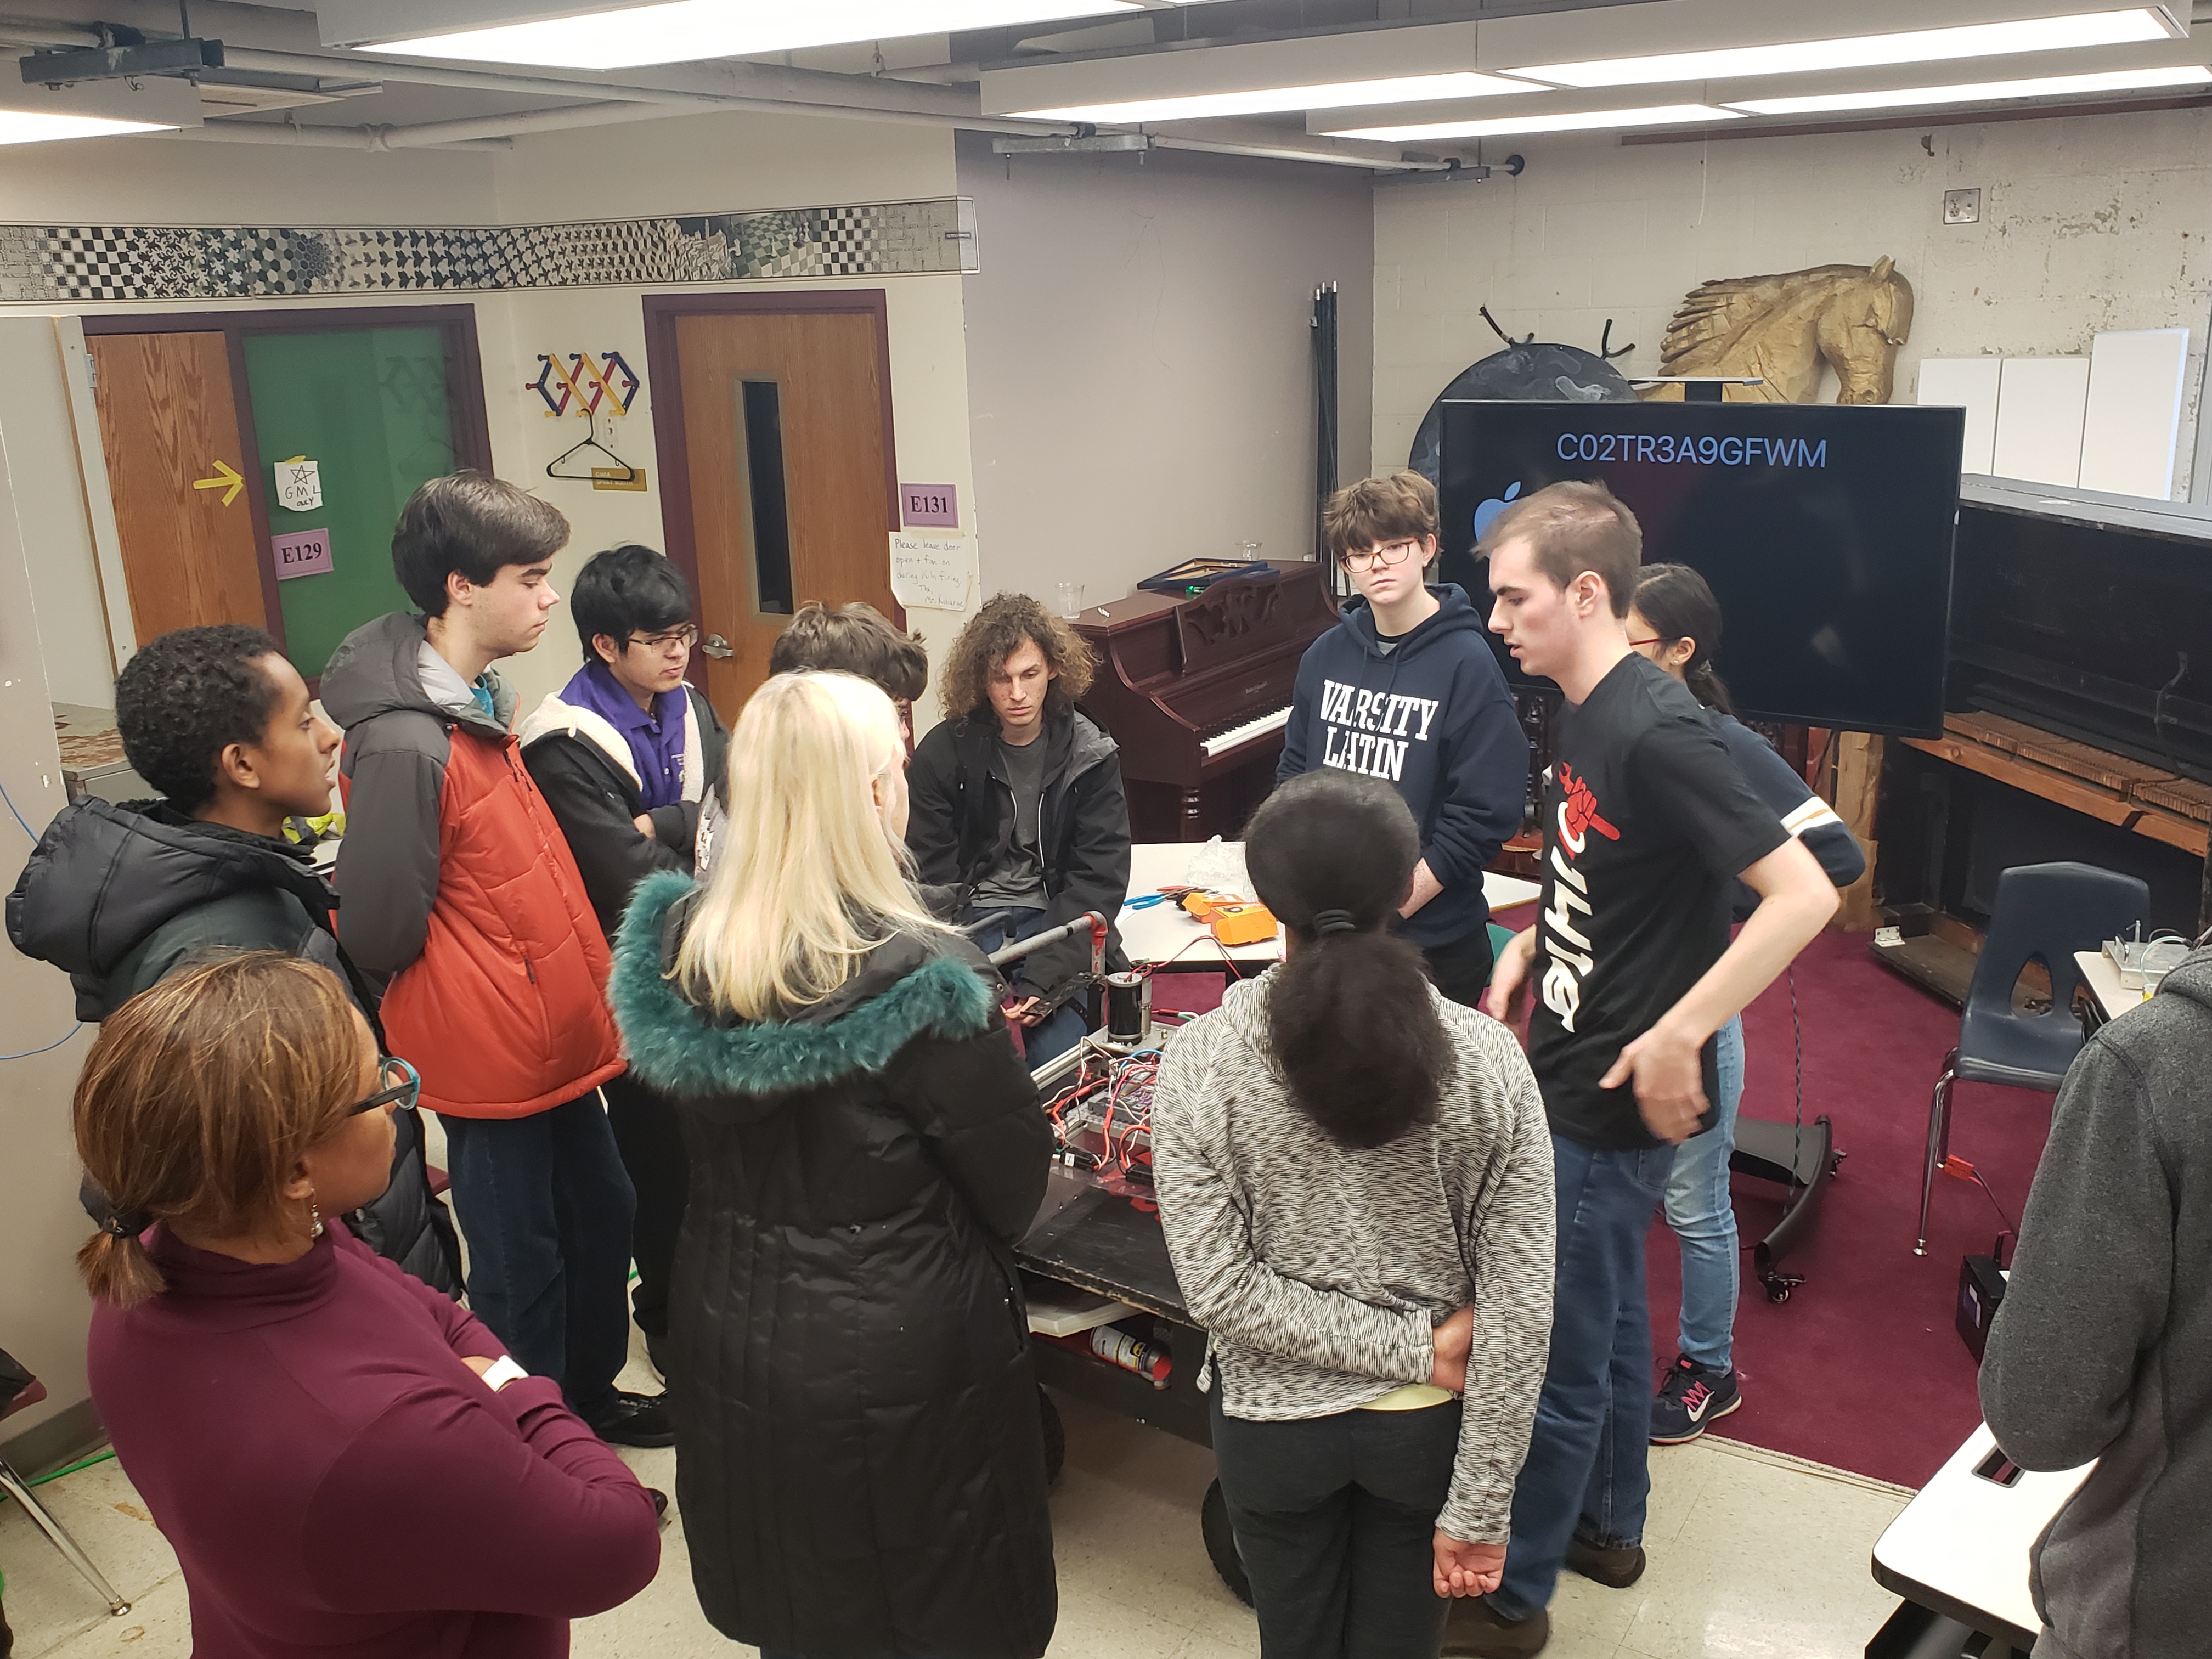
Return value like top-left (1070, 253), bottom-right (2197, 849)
top-left (609, 871), bottom-right (1057, 1659)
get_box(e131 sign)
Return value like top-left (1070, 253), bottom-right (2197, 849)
top-left (901, 482), bottom-right (958, 527)
top-left (272, 527), bottom-right (332, 580)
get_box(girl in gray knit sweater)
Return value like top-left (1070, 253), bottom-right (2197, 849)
top-left (1152, 771), bottom-right (1555, 1659)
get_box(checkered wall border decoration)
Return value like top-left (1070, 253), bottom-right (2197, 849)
top-left (0, 198), bottom-right (979, 303)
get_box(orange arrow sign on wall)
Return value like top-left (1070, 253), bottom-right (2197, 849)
top-left (193, 459), bottom-right (245, 506)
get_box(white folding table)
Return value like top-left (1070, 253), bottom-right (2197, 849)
top-left (2073, 948), bottom-right (2150, 1032)
top-left (1869, 1422), bottom-right (2092, 1656)
top-left (1118, 840), bottom-right (1542, 970)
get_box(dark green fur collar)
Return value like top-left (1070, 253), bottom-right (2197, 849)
top-left (611, 871), bottom-right (996, 1098)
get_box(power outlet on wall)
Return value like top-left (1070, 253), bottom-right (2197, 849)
top-left (1944, 188), bottom-right (1982, 225)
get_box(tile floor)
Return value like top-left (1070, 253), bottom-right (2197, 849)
top-left (4, 1362), bottom-right (1910, 1659)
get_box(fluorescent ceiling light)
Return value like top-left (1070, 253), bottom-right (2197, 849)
top-left (0, 111), bottom-right (176, 145)
top-left (1327, 103), bottom-right (1739, 142)
top-left (379, 0), bottom-right (1141, 70)
top-left (1013, 71), bottom-right (1534, 123)
top-left (1731, 63), bottom-right (2212, 114)
top-left (1514, 9), bottom-right (2175, 89)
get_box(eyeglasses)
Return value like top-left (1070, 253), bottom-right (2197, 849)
top-left (1339, 538), bottom-right (1423, 573)
top-left (1626, 637), bottom-right (1666, 650)
top-left (348, 1056), bottom-right (421, 1117)
top-left (630, 624), bottom-right (698, 654)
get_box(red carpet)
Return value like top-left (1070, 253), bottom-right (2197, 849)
top-left (1643, 928), bottom-right (2054, 1489)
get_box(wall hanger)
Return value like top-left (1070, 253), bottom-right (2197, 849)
top-left (546, 405), bottom-right (640, 484)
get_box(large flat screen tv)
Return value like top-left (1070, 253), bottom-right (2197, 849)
top-left (1437, 400), bottom-right (1963, 736)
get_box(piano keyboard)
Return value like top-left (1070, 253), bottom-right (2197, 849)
top-left (1201, 705), bottom-right (1291, 758)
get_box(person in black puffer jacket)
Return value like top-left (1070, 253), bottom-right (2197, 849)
top-left (610, 670), bottom-right (1056, 1659)
top-left (5, 625), bottom-right (460, 1296)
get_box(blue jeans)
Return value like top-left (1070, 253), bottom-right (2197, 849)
top-left (970, 906), bottom-right (1087, 1066)
top-left (439, 1093), bottom-right (637, 1417)
top-left (1662, 1015), bottom-right (1744, 1371)
top-left (1492, 1136), bottom-right (1675, 1622)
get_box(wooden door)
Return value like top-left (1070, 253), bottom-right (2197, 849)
top-left (660, 306), bottom-right (899, 715)
top-left (87, 331), bottom-right (271, 645)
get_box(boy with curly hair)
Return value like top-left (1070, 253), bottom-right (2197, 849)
top-left (906, 592), bottom-right (1131, 1063)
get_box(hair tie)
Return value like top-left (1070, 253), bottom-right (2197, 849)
top-left (99, 1209), bottom-right (148, 1241)
top-left (1311, 909), bottom-right (1359, 938)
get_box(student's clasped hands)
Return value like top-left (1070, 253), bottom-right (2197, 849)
top-left (1433, 1532), bottom-right (1506, 1598)
top-left (1426, 1307), bottom-right (1504, 1594)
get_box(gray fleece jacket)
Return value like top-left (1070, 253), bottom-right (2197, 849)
top-left (1980, 947), bottom-right (2212, 1659)
top-left (1150, 972), bottom-right (1555, 1544)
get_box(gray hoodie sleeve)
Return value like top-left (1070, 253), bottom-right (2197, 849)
top-left (1980, 1036), bottom-right (2173, 1470)
top-left (1439, 1019), bottom-right (1556, 1544)
top-left (1152, 1035), bottom-right (1438, 1386)
top-left (335, 713), bottom-right (449, 977)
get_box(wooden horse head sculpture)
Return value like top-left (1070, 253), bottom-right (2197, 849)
top-left (1647, 257), bottom-right (1915, 404)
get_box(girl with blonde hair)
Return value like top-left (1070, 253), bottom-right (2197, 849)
top-left (610, 670), bottom-right (1057, 1659)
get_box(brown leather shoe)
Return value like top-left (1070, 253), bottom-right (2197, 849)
top-left (1441, 1596), bottom-right (1550, 1656)
top-left (1565, 1531), bottom-right (1647, 1588)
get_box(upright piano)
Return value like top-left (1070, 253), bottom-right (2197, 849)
top-left (1075, 563), bottom-right (1338, 843)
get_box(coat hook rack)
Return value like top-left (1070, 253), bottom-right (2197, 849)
top-left (546, 404), bottom-right (640, 486)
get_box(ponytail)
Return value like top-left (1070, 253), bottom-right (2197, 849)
top-left (1246, 772), bottom-right (1453, 1150)
top-left (76, 1214), bottom-right (163, 1309)
top-left (1634, 563), bottom-right (1737, 718)
top-left (1685, 658), bottom-right (1737, 719)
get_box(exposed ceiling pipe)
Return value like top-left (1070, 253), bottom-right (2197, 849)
top-left (368, 100), bottom-right (699, 146)
top-left (172, 120), bottom-right (510, 150)
top-left (217, 50), bottom-right (1076, 134)
top-left (223, 46), bottom-right (1024, 122)
top-left (0, 13), bottom-right (93, 45)
top-left (1151, 134), bottom-right (1451, 171)
top-left (170, 95), bottom-right (1445, 167)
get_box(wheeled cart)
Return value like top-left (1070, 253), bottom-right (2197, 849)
top-left (980, 906), bottom-right (1251, 1605)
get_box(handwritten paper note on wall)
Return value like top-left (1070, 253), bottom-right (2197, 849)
top-left (889, 532), bottom-right (974, 612)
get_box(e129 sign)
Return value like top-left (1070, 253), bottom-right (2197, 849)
top-left (272, 527), bottom-right (332, 580)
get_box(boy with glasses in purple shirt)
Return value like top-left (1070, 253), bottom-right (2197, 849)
top-left (520, 543), bottom-right (727, 1375)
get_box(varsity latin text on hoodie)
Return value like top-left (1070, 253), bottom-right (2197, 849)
top-left (1278, 585), bottom-right (1525, 951)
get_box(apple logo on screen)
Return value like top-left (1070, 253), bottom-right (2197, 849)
top-left (1472, 480), bottom-right (1522, 541)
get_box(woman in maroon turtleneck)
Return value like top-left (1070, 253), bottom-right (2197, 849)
top-left (75, 953), bottom-right (661, 1657)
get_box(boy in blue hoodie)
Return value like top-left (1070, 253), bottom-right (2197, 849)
top-left (1278, 470), bottom-right (1527, 1005)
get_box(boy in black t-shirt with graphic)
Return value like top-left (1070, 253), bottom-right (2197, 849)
top-left (1448, 482), bottom-right (1838, 1655)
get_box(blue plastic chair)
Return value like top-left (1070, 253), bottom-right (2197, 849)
top-left (1914, 861), bottom-right (2146, 1255)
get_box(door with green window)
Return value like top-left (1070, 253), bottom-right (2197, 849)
top-left (243, 324), bottom-right (466, 679)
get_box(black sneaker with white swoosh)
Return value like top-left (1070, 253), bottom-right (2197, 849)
top-left (1649, 1353), bottom-right (1741, 1445)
